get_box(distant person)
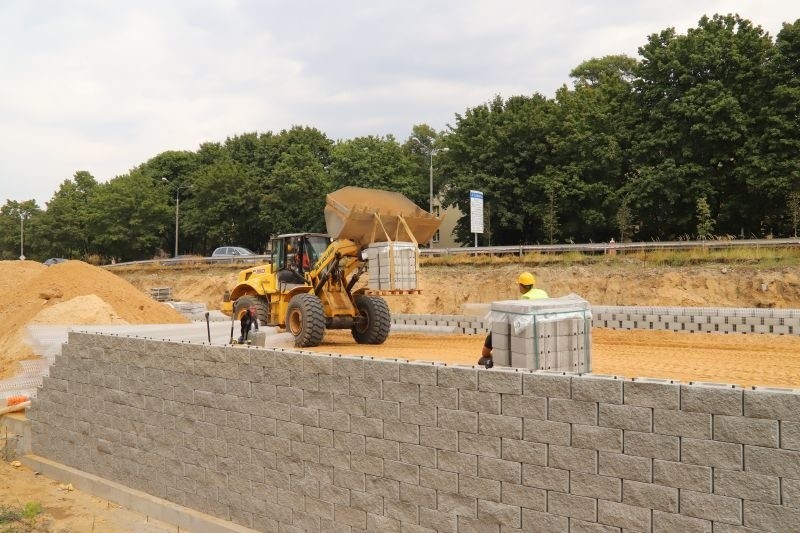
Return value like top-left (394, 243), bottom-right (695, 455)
top-left (478, 271), bottom-right (548, 368)
top-left (238, 305), bottom-right (259, 343)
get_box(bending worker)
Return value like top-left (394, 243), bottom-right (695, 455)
top-left (478, 271), bottom-right (548, 368)
top-left (238, 305), bottom-right (260, 343)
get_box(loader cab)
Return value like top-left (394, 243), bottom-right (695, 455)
top-left (272, 233), bottom-right (332, 284)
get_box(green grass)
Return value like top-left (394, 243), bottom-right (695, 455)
top-left (0, 502), bottom-right (43, 532)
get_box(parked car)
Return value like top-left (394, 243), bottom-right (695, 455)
top-left (43, 258), bottom-right (68, 266)
top-left (211, 246), bottom-right (256, 257)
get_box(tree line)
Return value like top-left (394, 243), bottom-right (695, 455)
top-left (2, 14), bottom-right (799, 262)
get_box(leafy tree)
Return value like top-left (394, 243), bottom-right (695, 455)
top-left (696, 196), bottom-right (716, 239)
top-left (36, 171), bottom-right (98, 258)
top-left (0, 200), bottom-right (42, 259)
top-left (788, 191), bottom-right (800, 237)
top-left (615, 199), bottom-right (635, 242)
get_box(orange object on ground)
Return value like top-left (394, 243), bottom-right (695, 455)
top-left (6, 395), bottom-right (28, 406)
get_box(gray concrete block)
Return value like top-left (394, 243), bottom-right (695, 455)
top-left (598, 452), bottom-right (651, 483)
top-left (623, 380), bottom-right (680, 409)
top-left (549, 445), bottom-right (597, 475)
top-left (597, 500), bottom-right (650, 531)
top-left (479, 370), bottom-right (523, 394)
top-left (366, 512), bottom-right (400, 532)
top-left (334, 504), bottom-right (367, 529)
top-left (364, 475), bottom-right (399, 500)
top-left (438, 450), bottom-right (478, 476)
top-left (623, 431), bottom-right (679, 461)
top-left (570, 472), bottom-right (621, 502)
top-left (744, 388), bottom-right (800, 422)
top-left (501, 395), bottom-right (546, 420)
top-left (420, 426), bottom-right (458, 451)
top-left (681, 384), bottom-right (742, 416)
top-left (783, 478), bottom-right (800, 509)
top-left (333, 355), bottom-right (364, 379)
top-left (365, 398), bottom-right (399, 420)
top-left (420, 467), bottom-right (458, 493)
top-left (345, 377), bottom-right (381, 403)
top-left (437, 491), bottom-right (477, 517)
top-left (680, 490), bottom-right (742, 524)
top-left (501, 482), bottom-right (546, 511)
top-left (419, 385), bottom-right (458, 407)
top-left (521, 508), bottom-right (568, 533)
top-left (571, 376), bottom-right (622, 405)
top-left (681, 438), bottom-right (742, 470)
top-left (652, 510), bottom-right (711, 533)
top-left (623, 479), bottom-right (677, 513)
top-left (598, 404), bottom-right (651, 432)
top-left (743, 500), bottom-right (800, 531)
top-left (437, 366), bottom-right (478, 391)
top-left (459, 474), bottom-right (501, 502)
top-left (548, 398), bottom-right (597, 425)
top-left (523, 373), bottom-right (571, 398)
top-left (437, 408), bottom-right (477, 433)
top-left (400, 482), bottom-right (437, 508)
top-left (399, 443), bottom-right (437, 468)
top-left (744, 445), bottom-right (800, 478)
top-left (501, 438), bottom-right (547, 467)
top-left (477, 499), bottom-right (521, 528)
top-left (652, 460), bottom-right (711, 492)
top-left (383, 381), bottom-right (419, 404)
top-left (479, 413), bottom-right (523, 440)
top-left (783, 421), bottom-right (800, 451)
top-left (383, 421), bottom-right (419, 444)
top-left (334, 468), bottom-right (366, 491)
top-left (400, 362), bottom-right (438, 386)
top-left (456, 515), bottom-right (499, 533)
top-left (522, 418), bottom-right (570, 446)
top-left (459, 432), bottom-right (501, 459)
top-left (653, 409), bottom-right (711, 439)
top-left (714, 415), bottom-right (779, 448)
top-left (365, 436), bottom-right (399, 460)
top-left (419, 507), bottom-right (457, 533)
top-left (477, 456), bottom-right (521, 484)
top-left (335, 394), bottom-right (366, 416)
top-left (459, 390), bottom-right (501, 414)
top-left (714, 469), bottom-right (780, 504)
top-left (350, 416), bottom-right (383, 438)
top-left (547, 491), bottom-right (597, 521)
top-left (363, 358), bottom-right (399, 382)
top-left (571, 425), bottom-right (622, 453)
top-left (401, 403), bottom-right (436, 427)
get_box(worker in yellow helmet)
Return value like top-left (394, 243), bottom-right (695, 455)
top-left (478, 271), bottom-right (548, 368)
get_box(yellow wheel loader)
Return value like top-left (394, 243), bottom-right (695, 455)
top-left (220, 187), bottom-right (441, 347)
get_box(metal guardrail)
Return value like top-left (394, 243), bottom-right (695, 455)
top-left (102, 238), bottom-right (799, 268)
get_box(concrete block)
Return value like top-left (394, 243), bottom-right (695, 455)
top-left (653, 460), bottom-right (711, 492)
top-left (437, 491), bottom-right (477, 517)
top-left (350, 490), bottom-right (383, 516)
top-left (547, 492), bottom-right (597, 521)
top-left (399, 443), bottom-right (437, 468)
top-left (522, 419), bottom-right (570, 446)
top-left (383, 421), bottom-right (419, 444)
top-left (523, 373), bottom-right (571, 398)
top-left (783, 421), bottom-right (800, 451)
top-left (501, 482), bottom-right (546, 511)
top-left (420, 426), bottom-right (458, 451)
top-left (501, 395), bottom-right (546, 420)
top-left (401, 403), bottom-right (436, 427)
top-left (714, 415), bottom-right (779, 447)
top-left (420, 467), bottom-right (458, 493)
top-left (477, 456), bottom-right (521, 483)
top-left (382, 381), bottom-right (419, 404)
top-left (714, 469), bottom-right (780, 504)
top-left (501, 438), bottom-right (547, 466)
top-left (335, 394), bottom-right (366, 416)
top-left (744, 388), bottom-right (800, 422)
top-left (652, 511), bottom-right (711, 533)
top-left (571, 425), bottom-right (622, 453)
top-left (521, 508), bottom-right (568, 533)
top-left (419, 385), bottom-right (458, 407)
top-left (548, 398), bottom-right (597, 425)
top-left (419, 507), bottom-right (457, 533)
top-left (437, 450), bottom-right (478, 476)
top-left (549, 445), bottom-right (597, 475)
top-left (571, 376), bottom-right (622, 405)
top-left (783, 478), bottom-right (800, 509)
top-left (598, 452), bottom-right (651, 483)
top-left (479, 413), bottom-right (522, 440)
top-left (366, 513), bottom-right (400, 532)
top-left (744, 445), bottom-right (800, 478)
top-left (681, 438), bottom-right (743, 470)
top-left (459, 474), bottom-right (501, 502)
top-left (459, 432), bottom-right (500, 458)
top-left (437, 365), bottom-right (478, 390)
top-left (477, 499), bottom-right (521, 528)
top-left (437, 408), bottom-right (477, 433)
top-left (365, 436), bottom-right (399, 460)
top-left (623, 380), bottom-right (680, 409)
top-left (479, 370), bottom-right (523, 394)
top-left (363, 358), bottom-right (399, 382)
top-left (455, 516), bottom-right (498, 533)
top-left (598, 404), bottom-right (651, 432)
top-left (681, 384), bottom-right (742, 415)
top-left (364, 475), bottom-right (398, 500)
top-left (400, 362), bottom-right (437, 386)
top-left (459, 390), bottom-right (501, 414)
top-left (365, 398), bottom-right (399, 420)
top-left (622, 479), bottom-right (678, 513)
top-left (570, 472), bottom-right (621, 502)
top-left (743, 500), bottom-right (800, 531)
top-left (400, 482), bottom-right (436, 508)
top-left (680, 490), bottom-right (742, 524)
top-left (334, 504), bottom-right (367, 529)
top-left (350, 416), bottom-right (383, 438)
top-left (623, 431), bottom-right (679, 461)
top-left (597, 500), bottom-right (650, 531)
top-left (494, 348), bottom-right (512, 367)
top-left (332, 355), bottom-right (364, 379)
top-left (653, 409), bottom-right (711, 439)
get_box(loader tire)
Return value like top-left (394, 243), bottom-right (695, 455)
top-left (351, 295), bottom-right (391, 345)
top-left (286, 293), bottom-right (325, 347)
top-left (234, 295), bottom-right (269, 326)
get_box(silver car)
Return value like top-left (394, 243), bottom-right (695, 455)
top-left (211, 246), bottom-right (255, 257)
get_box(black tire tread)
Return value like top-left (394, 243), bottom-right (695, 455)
top-left (287, 293), bottom-right (326, 347)
top-left (352, 295), bottom-right (391, 344)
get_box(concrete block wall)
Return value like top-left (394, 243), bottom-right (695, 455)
top-left (29, 333), bottom-right (800, 532)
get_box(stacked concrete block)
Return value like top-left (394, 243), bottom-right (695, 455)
top-left (28, 333), bottom-right (800, 532)
top-left (366, 241), bottom-right (418, 290)
top-left (490, 295), bottom-right (591, 372)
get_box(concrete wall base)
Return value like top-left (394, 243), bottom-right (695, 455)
top-left (22, 454), bottom-right (254, 533)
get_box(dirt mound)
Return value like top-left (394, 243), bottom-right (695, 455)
top-left (0, 260), bottom-right (187, 377)
top-left (0, 260), bottom-right (46, 295)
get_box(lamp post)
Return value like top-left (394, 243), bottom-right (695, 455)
top-left (411, 137), bottom-right (448, 214)
top-left (163, 179), bottom-right (191, 257)
top-left (19, 213), bottom-right (25, 261)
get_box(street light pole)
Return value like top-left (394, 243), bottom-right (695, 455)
top-left (174, 187), bottom-right (180, 258)
top-left (411, 137), bottom-right (448, 215)
top-left (19, 213), bottom-right (25, 261)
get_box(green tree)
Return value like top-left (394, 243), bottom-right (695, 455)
top-left (36, 171), bottom-right (98, 258)
top-left (696, 196), bottom-right (716, 240)
top-left (0, 200), bottom-right (42, 259)
top-left (787, 191), bottom-right (800, 237)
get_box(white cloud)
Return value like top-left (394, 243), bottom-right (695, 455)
top-left (0, 0), bottom-right (796, 205)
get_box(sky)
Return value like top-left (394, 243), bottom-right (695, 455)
top-left (1, 1), bottom-right (796, 207)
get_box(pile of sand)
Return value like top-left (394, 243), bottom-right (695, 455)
top-left (0, 260), bottom-right (188, 378)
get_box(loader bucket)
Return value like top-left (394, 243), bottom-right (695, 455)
top-left (324, 186), bottom-right (442, 245)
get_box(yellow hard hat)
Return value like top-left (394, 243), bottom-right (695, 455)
top-left (518, 272), bottom-right (535, 285)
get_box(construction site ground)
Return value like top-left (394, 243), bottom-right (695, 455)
top-left (3, 257), bottom-right (800, 531)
